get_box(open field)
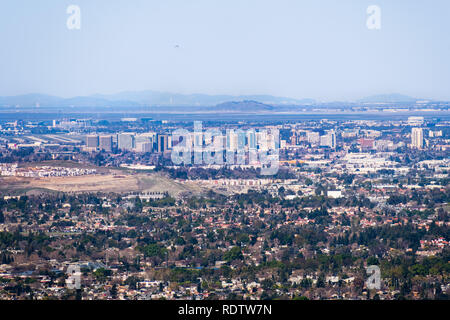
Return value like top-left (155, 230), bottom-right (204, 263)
top-left (0, 170), bottom-right (207, 198)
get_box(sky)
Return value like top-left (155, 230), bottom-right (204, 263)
top-left (0, 0), bottom-right (449, 101)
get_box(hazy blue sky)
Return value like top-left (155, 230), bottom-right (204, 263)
top-left (0, 0), bottom-right (449, 101)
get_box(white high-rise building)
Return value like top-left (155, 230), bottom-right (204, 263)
top-left (213, 135), bottom-right (226, 152)
top-left (329, 130), bottom-right (336, 149)
top-left (256, 131), bottom-right (268, 151)
top-left (136, 142), bottom-right (153, 153)
top-left (307, 131), bottom-right (320, 145)
top-left (118, 133), bottom-right (135, 151)
top-left (226, 130), bottom-right (238, 151)
top-left (319, 130), bottom-right (336, 149)
top-left (411, 127), bottom-right (424, 149)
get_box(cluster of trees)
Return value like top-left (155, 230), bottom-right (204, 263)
top-left (0, 148), bottom-right (51, 163)
top-left (136, 243), bottom-right (167, 259)
top-left (387, 188), bottom-right (450, 206)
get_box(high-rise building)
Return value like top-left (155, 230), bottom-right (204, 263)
top-left (320, 130), bottom-right (336, 149)
top-left (411, 127), bottom-right (424, 149)
top-left (166, 135), bottom-right (172, 149)
top-left (158, 134), bottom-right (168, 153)
top-left (237, 131), bottom-right (246, 150)
top-left (136, 142), bottom-right (153, 153)
top-left (213, 135), bottom-right (226, 152)
top-left (247, 130), bottom-right (256, 149)
top-left (307, 131), bottom-right (320, 145)
top-left (226, 130), bottom-right (238, 151)
top-left (135, 133), bottom-right (155, 152)
top-left (320, 135), bottom-right (328, 147)
top-left (256, 131), bottom-right (268, 150)
top-left (329, 130), bottom-right (336, 149)
top-left (99, 135), bottom-right (113, 152)
top-left (118, 133), bottom-right (135, 151)
top-left (86, 135), bottom-right (99, 148)
top-left (266, 130), bottom-right (278, 150)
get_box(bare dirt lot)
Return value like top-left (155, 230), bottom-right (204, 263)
top-left (0, 171), bottom-right (206, 198)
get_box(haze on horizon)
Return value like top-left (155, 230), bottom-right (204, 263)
top-left (0, 0), bottom-right (449, 102)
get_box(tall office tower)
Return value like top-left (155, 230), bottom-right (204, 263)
top-left (329, 130), bottom-right (336, 149)
top-left (237, 131), bottom-right (246, 150)
top-left (266, 131), bottom-right (277, 150)
top-left (247, 130), bottom-right (257, 149)
top-left (158, 134), bottom-right (168, 153)
top-left (320, 130), bottom-right (336, 149)
top-left (135, 133), bottom-right (155, 152)
top-left (86, 135), bottom-right (99, 148)
top-left (99, 135), bottom-right (113, 152)
top-left (213, 135), bottom-right (226, 152)
top-left (307, 131), bottom-right (320, 145)
top-left (136, 142), bottom-right (153, 153)
top-left (411, 127), bottom-right (424, 149)
top-left (118, 133), bottom-right (135, 151)
top-left (272, 129), bottom-right (280, 149)
top-left (226, 130), bottom-right (238, 151)
top-left (319, 135), bottom-right (328, 147)
top-left (256, 131), bottom-right (268, 150)
top-left (167, 135), bottom-right (172, 149)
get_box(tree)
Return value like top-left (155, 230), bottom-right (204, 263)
top-left (316, 274), bottom-right (325, 288)
top-left (124, 276), bottom-right (141, 290)
top-left (110, 284), bottom-right (118, 299)
top-left (93, 268), bottom-right (111, 282)
top-left (223, 246), bottom-right (243, 262)
top-left (353, 277), bottom-right (365, 295)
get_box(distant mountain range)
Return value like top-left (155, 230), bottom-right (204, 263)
top-left (0, 91), bottom-right (314, 108)
top-left (0, 91), bottom-right (427, 112)
top-left (214, 100), bottom-right (275, 112)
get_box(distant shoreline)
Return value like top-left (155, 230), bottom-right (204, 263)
top-left (0, 110), bottom-right (448, 122)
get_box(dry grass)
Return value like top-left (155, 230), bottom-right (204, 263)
top-left (0, 170), bottom-right (207, 198)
